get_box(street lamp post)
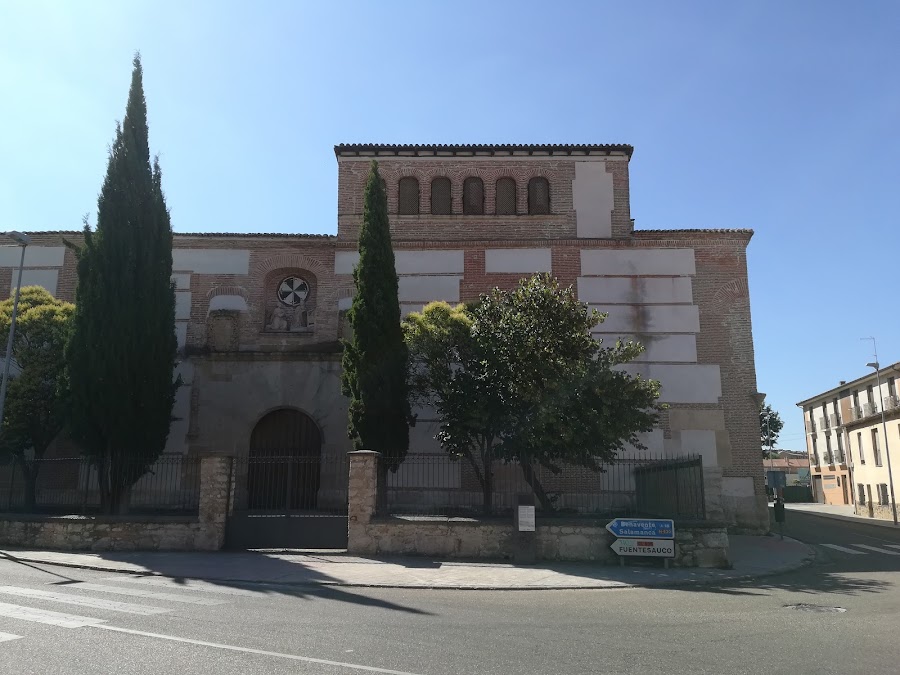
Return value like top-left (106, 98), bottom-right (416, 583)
top-left (863, 337), bottom-right (898, 526)
top-left (0, 231), bottom-right (31, 429)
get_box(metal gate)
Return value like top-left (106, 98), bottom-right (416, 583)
top-left (225, 409), bottom-right (348, 549)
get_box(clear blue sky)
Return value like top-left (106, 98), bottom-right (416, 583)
top-left (2, 0), bottom-right (898, 450)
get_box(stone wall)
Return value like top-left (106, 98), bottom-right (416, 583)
top-left (347, 453), bottom-right (728, 567)
top-left (0, 456), bottom-right (232, 552)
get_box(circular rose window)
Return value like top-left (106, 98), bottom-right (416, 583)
top-left (277, 276), bottom-right (310, 306)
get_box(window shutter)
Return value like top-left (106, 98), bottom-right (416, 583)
top-left (463, 177), bottom-right (484, 215)
top-left (528, 177), bottom-right (550, 215)
top-left (431, 177), bottom-right (452, 215)
top-left (398, 177), bottom-right (420, 215)
top-left (495, 177), bottom-right (516, 215)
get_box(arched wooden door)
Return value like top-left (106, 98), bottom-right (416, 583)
top-left (247, 409), bottom-right (322, 510)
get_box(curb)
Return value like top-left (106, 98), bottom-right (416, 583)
top-left (785, 507), bottom-right (900, 530)
top-left (1, 542), bottom-right (816, 592)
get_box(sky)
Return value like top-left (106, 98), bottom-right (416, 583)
top-left (1, 0), bottom-right (898, 450)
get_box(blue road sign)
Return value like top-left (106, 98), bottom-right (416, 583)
top-left (605, 518), bottom-right (675, 539)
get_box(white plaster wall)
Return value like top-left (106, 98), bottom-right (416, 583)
top-left (573, 162), bottom-right (614, 238)
top-left (398, 276), bottom-right (460, 303)
top-left (175, 323), bottom-right (188, 350)
top-left (594, 334), bottom-right (697, 363)
top-left (484, 248), bottom-right (552, 274)
top-left (11, 269), bottom-right (58, 295)
top-left (175, 291), bottom-right (192, 320)
top-left (591, 305), bottom-right (701, 334)
top-left (578, 277), bottom-right (693, 304)
top-left (208, 295), bottom-right (248, 312)
top-left (335, 250), bottom-right (464, 275)
top-left (0, 246), bottom-right (64, 267)
top-left (618, 363), bottom-right (722, 404)
top-left (171, 273), bottom-right (191, 290)
top-left (172, 249), bottom-right (250, 275)
top-left (581, 249), bottom-right (696, 276)
top-left (164, 361), bottom-right (193, 455)
top-left (680, 430), bottom-right (719, 466)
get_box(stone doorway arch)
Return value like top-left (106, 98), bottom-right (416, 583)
top-left (247, 408), bottom-right (322, 510)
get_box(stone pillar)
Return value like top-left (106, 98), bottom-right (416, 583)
top-left (703, 466), bottom-right (726, 523)
top-left (347, 451), bottom-right (380, 555)
top-left (195, 455), bottom-right (233, 551)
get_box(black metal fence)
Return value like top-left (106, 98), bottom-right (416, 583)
top-left (633, 456), bottom-right (705, 521)
top-left (230, 454), bottom-right (349, 515)
top-left (385, 453), bottom-right (707, 520)
top-left (0, 455), bottom-right (201, 515)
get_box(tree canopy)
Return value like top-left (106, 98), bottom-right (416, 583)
top-left (65, 54), bottom-right (178, 513)
top-left (404, 274), bottom-right (663, 513)
top-left (0, 287), bottom-right (74, 510)
top-left (760, 403), bottom-right (784, 453)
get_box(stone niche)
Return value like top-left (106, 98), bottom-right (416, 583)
top-left (263, 268), bottom-right (317, 335)
top-left (207, 310), bottom-right (241, 352)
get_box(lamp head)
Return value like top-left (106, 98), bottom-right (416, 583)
top-left (867, 362), bottom-right (879, 370)
top-left (3, 231), bottom-right (30, 246)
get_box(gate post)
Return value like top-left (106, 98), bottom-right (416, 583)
top-left (347, 451), bottom-right (380, 555)
top-left (196, 455), bottom-right (233, 551)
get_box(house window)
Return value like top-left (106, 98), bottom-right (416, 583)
top-left (867, 385), bottom-right (874, 405)
top-left (879, 484), bottom-right (890, 505)
top-left (398, 177), bottom-right (420, 215)
top-left (825, 434), bottom-right (833, 464)
top-left (873, 429), bottom-right (882, 466)
top-left (858, 431), bottom-right (865, 464)
top-left (495, 177), bottom-right (517, 215)
top-left (462, 177), bottom-right (484, 215)
top-left (430, 177), bottom-right (452, 215)
top-left (889, 377), bottom-right (897, 398)
top-left (527, 177), bottom-right (550, 215)
top-left (858, 484), bottom-right (866, 505)
top-left (812, 437), bottom-right (819, 466)
top-left (836, 432), bottom-right (844, 463)
top-left (853, 390), bottom-right (860, 408)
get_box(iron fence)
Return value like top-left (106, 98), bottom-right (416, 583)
top-left (0, 455), bottom-right (201, 515)
top-left (385, 453), bottom-right (707, 520)
top-left (230, 454), bottom-right (349, 515)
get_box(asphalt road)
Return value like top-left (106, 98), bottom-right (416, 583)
top-left (1, 511), bottom-right (899, 675)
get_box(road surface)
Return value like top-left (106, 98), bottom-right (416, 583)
top-left (0, 510), bottom-right (898, 675)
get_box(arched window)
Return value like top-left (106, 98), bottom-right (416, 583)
top-left (431, 177), bottom-right (452, 215)
top-left (495, 177), bottom-right (517, 215)
top-left (462, 177), bottom-right (484, 215)
top-left (398, 177), bottom-right (420, 215)
top-left (528, 177), bottom-right (550, 215)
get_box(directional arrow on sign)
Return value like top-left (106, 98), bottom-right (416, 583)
top-left (605, 518), bottom-right (674, 539)
top-left (610, 538), bottom-right (676, 558)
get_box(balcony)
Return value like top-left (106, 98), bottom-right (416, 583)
top-left (884, 395), bottom-right (900, 412)
top-left (818, 416), bottom-right (829, 430)
top-left (863, 402), bottom-right (879, 417)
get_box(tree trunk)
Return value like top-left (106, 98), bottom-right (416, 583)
top-left (521, 463), bottom-right (555, 512)
top-left (13, 457), bottom-right (37, 512)
top-left (481, 467), bottom-right (493, 516)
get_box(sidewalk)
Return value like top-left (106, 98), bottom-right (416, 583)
top-left (785, 502), bottom-right (900, 528)
top-left (0, 535), bottom-right (813, 590)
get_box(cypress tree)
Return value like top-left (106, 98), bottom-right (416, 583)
top-left (341, 161), bottom-right (410, 499)
top-left (66, 54), bottom-right (178, 513)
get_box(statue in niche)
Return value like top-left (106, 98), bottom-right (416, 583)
top-left (266, 305), bottom-right (289, 332)
top-left (290, 297), bottom-right (308, 331)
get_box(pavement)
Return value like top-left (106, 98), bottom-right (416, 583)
top-left (785, 501), bottom-right (900, 528)
top-left (0, 534), bottom-right (813, 590)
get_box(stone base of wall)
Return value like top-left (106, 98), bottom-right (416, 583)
top-left (0, 514), bottom-right (212, 552)
top-left (855, 504), bottom-right (896, 521)
top-left (356, 516), bottom-right (729, 568)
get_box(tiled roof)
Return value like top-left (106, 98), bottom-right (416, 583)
top-left (636, 228), bottom-right (755, 234)
top-left (25, 230), bottom-right (335, 239)
top-left (334, 143), bottom-right (634, 158)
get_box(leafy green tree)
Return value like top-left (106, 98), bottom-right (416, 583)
top-left (760, 403), bottom-right (783, 455)
top-left (66, 54), bottom-right (178, 513)
top-left (404, 274), bottom-right (663, 514)
top-left (341, 160), bottom-right (410, 503)
top-left (0, 287), bottom-right (74, 510)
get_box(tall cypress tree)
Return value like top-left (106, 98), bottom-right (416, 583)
top-left (66, 54), bottom-right (178, 513)
top-left (341, 161), bottom-right (410, 497)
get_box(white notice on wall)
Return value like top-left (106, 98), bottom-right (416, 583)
top-left (517, 505), bottom-right (536, 532)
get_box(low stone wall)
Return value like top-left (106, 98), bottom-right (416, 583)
top-left (856, 504), bottom-right (895, 521)
top-left (348, 452), bottom-right (729, 568)
top-left (355, 516), bottom-right (729, 568)
top-left (0, 456), bottom-right (231, 552)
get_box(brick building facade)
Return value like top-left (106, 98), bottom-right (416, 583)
top-left (5, 143), bottom-right (768, 532)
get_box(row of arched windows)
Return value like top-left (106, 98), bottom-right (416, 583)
top-left (394, 177), bottom-right (551, 216)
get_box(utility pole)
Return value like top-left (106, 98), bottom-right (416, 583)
top-left (862, 337), bottom-right (898, 526)
top-left (0, 231), bottom-right (31, 427)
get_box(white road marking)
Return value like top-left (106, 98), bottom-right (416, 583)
top-left (853, 544), bottom-right (900, 556)
top-left (885, 544), bottom-right (900, 550)
top-left (822, 544), bottom-right (867, 555)
top-left (104, 576), bottom-right (261, 597)
top-left (0, 601), bottom-right (106, 628)
top-left (61, 582), bottom-right (227, 606)
top-left (0, 586), bottom-right (169, 615)
top-left (0, 631), bottom-right (22, 642)
top-left (94, 625), bottom-right (425, 675)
